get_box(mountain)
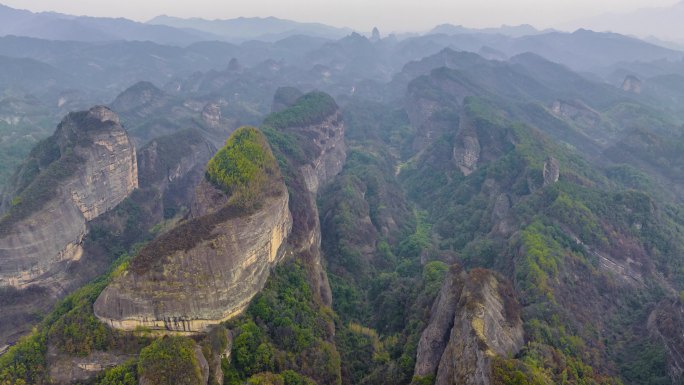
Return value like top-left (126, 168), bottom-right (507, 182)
top-left (574, 1), bottom-right (684, 44)
top-left (3, 14), bottom-right (684, 385)
top-left (0, 106), bottom-right (137, 345)
top-left (395, 28), bottom-right (684, 75)
top-left (147, 15), bottom-right (352, 42)
top-left (0, 4), bottom-right (219, 45)
top-left (429, 23), bottom-right (549, 37)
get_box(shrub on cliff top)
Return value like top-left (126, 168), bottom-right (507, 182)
top-left (206, 126), bottom-right (280, 208)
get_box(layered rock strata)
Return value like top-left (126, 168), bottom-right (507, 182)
top-left (0, 106), bottom-right (137, 290)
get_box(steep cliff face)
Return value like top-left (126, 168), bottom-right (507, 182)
top-left (294, 110), bottom-right (346, 197)
top-left (415, 267), bottom-right (524, 385)
top-left (0, 106), bottom-right (137, 290)
top-left (94, 127), bottom-right (292, 332)
top-left (263, 92), bottom-right (346, 306)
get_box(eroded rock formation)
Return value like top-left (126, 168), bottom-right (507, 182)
top-left (94, 91), bottom-right (346, 334)
top-left (415, 266), bottom-right (524, 385)
top-left (542, 156), bottom-right (560, 186)
top-left (94, 179), bottom-right (292, 332)
top-left (622, 75), bottom-right (642, 94)
top-left (0, 106), bottom-right (137, 290)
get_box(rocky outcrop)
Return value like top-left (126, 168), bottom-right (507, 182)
top-left (202, 102), bottom-right (222, 128)
top-left (295, 111), bottom-right (346, 195)
top-left (0, 106), bottom-right (137, 290)
top-left (454, 135), bottom-right (481, 176)
top-left (415, 265), bottom-right (468, 377)
top-left (94, 179), bottom-right (292, 332)
top-left (622, 75), bottom-right (642, 94)
top-left (542, 157), bottom-right (560, 186)
top-left (48, 345), bottom-right (132, 385)
top-left (648, 299), bottom-right (684, 383)
top-left (551, 99), bottom-right (601, 128)
top-left (415, 267), bottom-right (524, 385)
top-left (282, 109), bottom-right (346, 307)
top-left (93, 126), bottom-right (289, 333)
top-left (110, 81), bottom-right (170, 117)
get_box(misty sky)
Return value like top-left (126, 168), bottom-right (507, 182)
top-left (1, 0), bottom-right (679, 32)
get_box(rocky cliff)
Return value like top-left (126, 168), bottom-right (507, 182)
top-left (0, 106), bottom-right (137, 291)
top-left (415, 266), bottom-right (524, 385)
top-left (94, 127), bottom-right (292, 332)
top-left (0, 106), bottom-right (138, 346)
top-left (263, 92), bottom-right (346, 306)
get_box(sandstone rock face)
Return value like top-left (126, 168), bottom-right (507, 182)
top-left (543, 156), bottom-right (560, 186)
top-left (648, 299), bottom-right (684, 383)
top-left (415, 265), bottom-right (467, 377)
top-left (94, 178), bottom-right (292, 332)
top-left (622, 75), bottom-right (642, 94)
top-left (415, 267), bottom-right (524, 385)
top-left (288, 111), bottom-right (346, 307)
top-left (296, 111), bottom-right (347, 195)
top-left (0, 106), bottom-right (137, 291)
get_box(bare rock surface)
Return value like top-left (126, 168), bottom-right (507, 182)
top-left (415, 266), bottom-right (524, 385)
top-left (94, 181), bottom-right (292, 332)
top-left (542, 156), bottom-right (560, 186)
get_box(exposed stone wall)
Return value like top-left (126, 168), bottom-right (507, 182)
top-left (0, 106), bottom-right (137, 290)
top-left (415, 267), bottom-right (524, 385)
top-left (94, 182), bottom-right (292, 333)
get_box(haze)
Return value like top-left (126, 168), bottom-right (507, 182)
top-left (0, 0), bottom-right (679, 32)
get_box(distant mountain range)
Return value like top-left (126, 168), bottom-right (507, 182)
top-left (428, 23), bottom-right (553, 37)
top-left (0, 3), bottom-right (352, 45)
top-left (0, 4), bottom-right (220, 45)
top-left (572, 1), bottom-right (684, 45)
top-left (147, 15), bottom-right (353, 42)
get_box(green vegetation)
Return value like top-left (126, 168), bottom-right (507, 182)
top-left (263, 92), bottom-right (337, 131)
top-left (0, 329), bottom-right (48, 385)
top-left (206, 126), bottom-right (280, 208)
top-left (0, 138), bottom-right (82, 236)
top-left (94, 361), bottom-right (137, 385)
top-left (0, 253), bottom-right (146, 385)
top-left (224, 261), bottom-right (340, 385)
top-left (138, 337), bottom-right (203, 385)
top-left (130, 127), bottom-right (282, 274)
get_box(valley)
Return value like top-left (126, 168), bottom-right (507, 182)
top-left (1, 3), bottom-right (684, 385)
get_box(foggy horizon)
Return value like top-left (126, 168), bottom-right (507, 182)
top-left (0, 0), bottom-right (680, 34)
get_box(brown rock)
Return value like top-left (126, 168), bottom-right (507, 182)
top-left (415, 267), bottom-right (524, 385)
top-left (0, 106), bottom-right (137, 296)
